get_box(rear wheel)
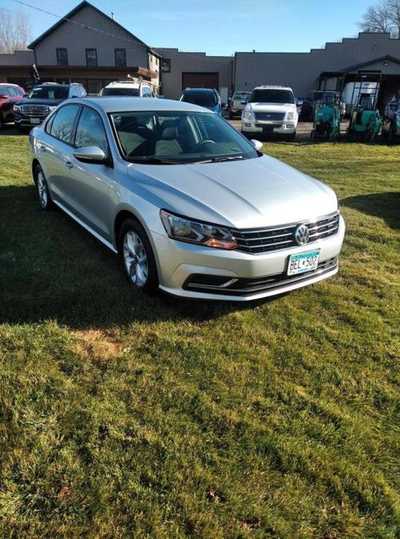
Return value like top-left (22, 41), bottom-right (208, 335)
top-left (34, 164), bottom-right (54, 210)
top-left (118, 218), bottom-right (159, 294)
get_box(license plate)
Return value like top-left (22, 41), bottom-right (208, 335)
top-left (30, 118), bottom-right (41, 124)
top-left (287, 250), bottom-right (320, 276)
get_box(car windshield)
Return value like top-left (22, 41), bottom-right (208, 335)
top-left (29, 86), bottom-right (69, 100)
top-left (102, 87), bottom-right (140, 97)
top-left (110, 110), bottom-right (259, 164)
top-left (250, 89), bottom-right (295, 104)
top-left (182, 91), bottom-right (218, 107)
top-left (0, 86), bottom-right (15, 97)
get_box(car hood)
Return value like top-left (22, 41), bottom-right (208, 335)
top-left (249, 102), bottom-right (297, 113)
top-left (18, 98), bottom-right (64, 106)
top-left (127, 155), bottom-right (337, 229)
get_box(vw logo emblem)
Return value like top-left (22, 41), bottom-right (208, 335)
top-left (294, 224), bottom-right (310, 246)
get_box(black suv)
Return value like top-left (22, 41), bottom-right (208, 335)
top-left (14, 82), bottom-right (87, 130)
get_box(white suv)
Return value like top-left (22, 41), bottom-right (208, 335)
top-left (241, 86), bottom-right (298, 140)
top-left (100, 79), bottom-right (155, 98)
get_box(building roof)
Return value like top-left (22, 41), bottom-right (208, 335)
top-left (28, 1), bottom-right (161, 58)
top-left (339, 55), bottom-right (400, 73)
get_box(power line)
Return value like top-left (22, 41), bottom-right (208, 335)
top-left (12, 0), bottom-right (157, 53)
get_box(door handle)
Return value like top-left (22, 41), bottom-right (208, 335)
top-left (65, 160), bottom-right (74, 169)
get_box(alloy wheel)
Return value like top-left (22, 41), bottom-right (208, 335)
top-left (37, 171), bottom-right (48, 208)
top-left (123, 230), bottom-right (149, 288)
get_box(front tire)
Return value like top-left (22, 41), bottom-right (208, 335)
top-left (118, 218), bottom-right (159, 294)
top-left (34, 164), bottom-right (54, 210)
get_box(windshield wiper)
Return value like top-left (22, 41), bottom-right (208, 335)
top-left (128, 157), bottom-right (180, 165)
top-left (195, 155), bottom-right (245, 164)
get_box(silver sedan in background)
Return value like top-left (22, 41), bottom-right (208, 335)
top-left (30, 97), bottom-right (345, 301)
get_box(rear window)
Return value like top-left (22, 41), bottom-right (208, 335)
top-left (29, 86), bottom-right (69, 100)
top-left (102, 87), bottom-right (140, 97)
top-left (182, 91), bottom-right (218, 107)
top-left (250, 89), bottom-right (295, 104)
top-left (0, 86), bottom-right (16, 97)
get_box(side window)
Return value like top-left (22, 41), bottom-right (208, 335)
top-left (142, 86), bottom-right (152, 97)
top-left (75, 107), bottom-right (108, 153)
top-left (50, 104), bottom-right (80, 144)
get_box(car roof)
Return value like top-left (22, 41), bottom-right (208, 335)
top-left (253, 85), bottom-right (293, 91)
top-left (183, 88), bottom-right (217, 93)
top-left (73, 96), bottom-right (211, 113)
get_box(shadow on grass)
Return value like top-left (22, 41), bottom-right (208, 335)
top-left (0, 185), bottom-right (276, 329)
top-left (341, 192), bottom-right (400, 230)
top-left (0, 124), bottom-right (27, 137)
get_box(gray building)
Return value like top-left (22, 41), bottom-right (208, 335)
top-left (0, 1), bottom-right (160, 94)
top-left (1, 1), bottom-right (400, 106)
top-left (234, 32), bottom-right (400, 99)
top-left (155, 48), bottom-right (233, 103)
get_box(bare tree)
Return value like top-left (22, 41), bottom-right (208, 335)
top-left (387, 0), bottom-right (400, 36)
top-left (0, 9), bottom-right (31, 53)
top-left (360, 3), bottom-right (393, 33)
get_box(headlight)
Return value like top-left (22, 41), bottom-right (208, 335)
top-left (160, 210), bottom-right (238, 250)
top-left (286, 111), bottom-right (295, 121)
top-left (13, 105), bottom-right (21, 112)
top-left (242, 108), bottom-right (255, 123)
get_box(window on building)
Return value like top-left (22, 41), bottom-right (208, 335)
top-left (75, 106), bottom-right (109, 153)
top-left (86, 48), bottom-right (98, 68)
top-left (56, 48), bottom-right (68, 66)
top-left (161, 58), bottom-right (171, 73)
top-left (114, 48), bottom-right (127, 68)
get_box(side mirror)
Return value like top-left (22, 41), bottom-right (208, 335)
top-left (73, 146), bottom-right (108, 165)
top-left (251, 139), bottom-right (264, 152)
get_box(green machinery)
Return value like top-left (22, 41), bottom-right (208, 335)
top-left (382, 97), bottom-right (400, 144)
top-left (311, 91), bottom-right (341, 140)
top-left (348, 79), bottom-right (382, 142)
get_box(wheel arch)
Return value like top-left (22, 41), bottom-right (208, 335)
top-left (114, 207), bottom-right (162, 282)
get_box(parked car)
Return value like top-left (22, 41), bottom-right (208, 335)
top-left (180, 88), bottom-right (222, 115)
top-left (14, 82), bottom-right (87, 130)
top-left (100, 79), bottom-right (155, 97)
top-left (0, 83), bottom-right (25, 128)
top-left (229, 91), bottom-right (251, 118)
top-left (30, 97), bottom-right (345, 301)
top-left (241, 85), bottom-right (299, 140)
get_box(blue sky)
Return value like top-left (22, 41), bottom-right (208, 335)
top-left (4, 0), bottom-right (371, 55)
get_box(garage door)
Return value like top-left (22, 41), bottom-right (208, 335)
top-left (182, 72), bottom-right (219, 91)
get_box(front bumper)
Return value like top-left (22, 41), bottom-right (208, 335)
top-left (152, 216), bottom-right (345, 301)
top-left (14, 113), bottom-right (48, 128)
top-left (241, 121), bottom-right (297, 135)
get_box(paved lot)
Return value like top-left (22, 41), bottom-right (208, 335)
top-left (228, 120), bottom-right (350, 140)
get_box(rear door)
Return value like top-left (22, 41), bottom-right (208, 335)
top-left (37, 103), bottom-right (81, 205)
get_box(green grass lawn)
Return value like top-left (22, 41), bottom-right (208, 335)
top-left (0, 135), bottom-right (399, 538)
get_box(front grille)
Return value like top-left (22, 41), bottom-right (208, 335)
top-left (231, 212), bottom-right (340, 254)
top-left (21, 104), bottom-right (49, 116)
top-left (184, 257), bottom-right (338, 296)
top-left (255, 112), bottom-right (285, 122)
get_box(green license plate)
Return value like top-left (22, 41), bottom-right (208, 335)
top-left (287, 250), bottom-right (320, 276)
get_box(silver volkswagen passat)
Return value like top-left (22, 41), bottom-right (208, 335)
top-left (30, 97), bottom-right (345, 301)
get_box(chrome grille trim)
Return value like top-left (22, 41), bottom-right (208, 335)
top-left (255, 112), bottom-right (285, 121)
top-left (21, 105), bottom-right (49, 116)
top-left (232, 212), bottom-right (340, 254)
